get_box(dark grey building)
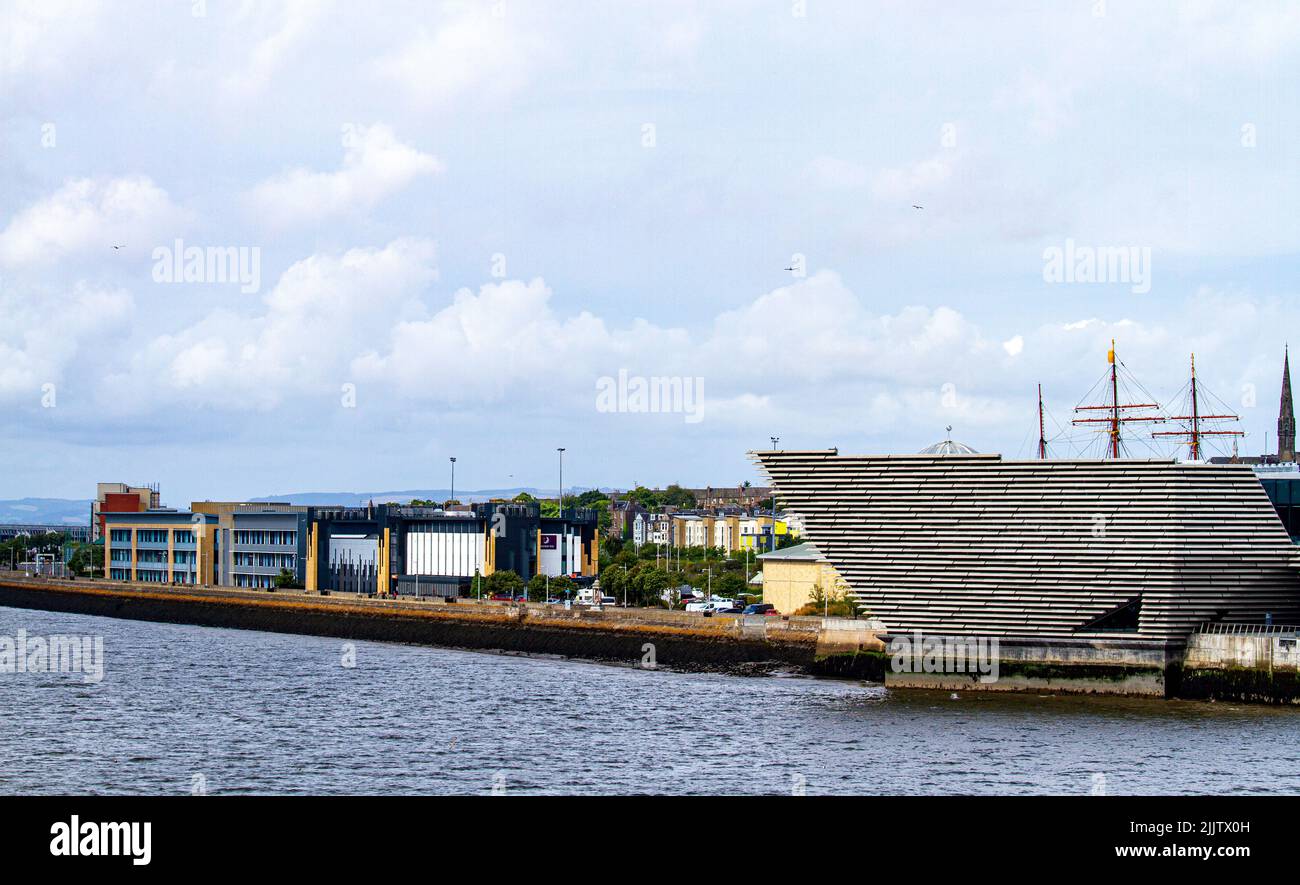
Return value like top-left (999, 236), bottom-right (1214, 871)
top-left (754, 449), bottom-right (1300, 643)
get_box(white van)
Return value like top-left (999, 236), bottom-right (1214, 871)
top-left (685, 598), bottom-right (735, 613)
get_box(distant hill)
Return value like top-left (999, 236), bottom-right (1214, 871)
top-left (247, 487), bottom-right (614, 506)
top-left (0, 488), bottom-right (618, 526)
top-left (0, 498), bottom-right (92, 526)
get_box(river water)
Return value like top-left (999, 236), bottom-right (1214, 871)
top-left (1, 606), bottom-right (1297, 795)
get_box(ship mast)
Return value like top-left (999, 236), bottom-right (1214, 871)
top-left (1037, 383), bottom-right (1047, 459)
top-left (1072, 340), bottom-right (1165, 458)
top-left (1152, 353), bottom-right (1244, 460)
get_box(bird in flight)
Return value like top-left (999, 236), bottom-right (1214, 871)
top-left (911, 205), bottom-right (924, 210)
top-left (111, 244), bottom-right (125, 250)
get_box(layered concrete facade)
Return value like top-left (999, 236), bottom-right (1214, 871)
top-left (753, 450), bottom-right (1300, 644)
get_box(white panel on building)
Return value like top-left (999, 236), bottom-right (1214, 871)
top-left (406, 530), bottom-right (484, 578)
top-left (329, 534), bottom-right (377, 566)
top-left (539, 532), bottom-right (561, 577)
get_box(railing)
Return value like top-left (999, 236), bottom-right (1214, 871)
top-left (1196, 621), bottom-right (1299, 636)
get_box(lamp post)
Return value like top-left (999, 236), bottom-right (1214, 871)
top-left (449, 456), bottom-right (456, 508)
top-left (557, 448), bottom-right (566, 518)
top-left (769, 436), bottom-right (780, 553)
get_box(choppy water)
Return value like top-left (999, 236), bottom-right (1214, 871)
top-left (1, 605), bottom-right (1298, 795)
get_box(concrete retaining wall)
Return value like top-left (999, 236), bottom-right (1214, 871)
top-left (0, 577), bottom-right (817, 675)
top-left (1178, 630), bottom-right (1300, 704)
top-left (4, 576), bottom-right (1299, 703)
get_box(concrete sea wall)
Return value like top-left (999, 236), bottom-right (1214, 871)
top-left (0, 577), bottom-right (824, 674)
top-left (881, 636), bottom-right (1173, 697)
top-left (1176, 631), bottom-right (1300, 704)
top-left (1, 577), bottom-right (1296, 704)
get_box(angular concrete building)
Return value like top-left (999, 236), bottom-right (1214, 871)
top-left (752, 450), bottom-right (1300, 643)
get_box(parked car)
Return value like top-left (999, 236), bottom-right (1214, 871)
top-left (742, 603), bottom-right (778, 616)
top-left (489, 593), bottom-right (514, 601)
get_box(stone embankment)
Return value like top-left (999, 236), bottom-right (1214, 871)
top-left (3, 576), bottom-right (1296, 703)
top-left (0, 576), bottom-right (885, 677)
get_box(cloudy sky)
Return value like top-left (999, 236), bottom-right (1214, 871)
top-left (2, 0), bottom-right (1298, 505)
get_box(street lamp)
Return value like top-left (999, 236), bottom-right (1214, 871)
top-left (770, 436), bottom-right (780, 553)
top-left (449, 457), bottom-right (456, 508)
top-left (557, 448), bottom-right (566, 518)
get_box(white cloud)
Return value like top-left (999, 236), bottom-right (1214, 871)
top-left (0, 282), bottom-right (132, 398)
top-left (245, 125), bottom-right (443, 229)
top-left (373, 4), bottom-right (546, 107)
top-left (105, 238), bottom-right (437, 413)
top-left (803, 156), bottom-right (870, 190)
top-left (221, 0), bottom-right (325, 100)
top-left (1003, 335), bottom-right (1024, 357)
top-left (0, 0), bottom-right (104, 81)
top-left (870, 153), bottom-right (957, 204)
top-left (0, 176), bottom-right (189, 267)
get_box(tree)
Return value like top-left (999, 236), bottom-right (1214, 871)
top-left (600, 567), bottom-right (627, 604)
top-left (512, 492), bottom-right (537, 504)
top-left (67, 542), bottom-right (103, 577)
top-left (712, 572), bottom-right (747, 599)
top-left (575, 490), bottom-right (609, 507)
top-left (632, 567), bottom-right (672, 607)
top-left (526, 572), bottom-right (574, 601)
top-left (625, 486), bottom-right (661, 510)
top-left (660, 486), bottom-right (702, 506)
top-left (550, 575), bottom-right (575, 597)
top-left (484, 570), bottom-right (525, 598)
top-left (274, 568), bottom-right (302, 590)
top-left (527, 573), bottom-right (549, 600)
top-left (660, 484), bottom-right (696, 508)
top-left (793, 582), bottom-right (861, 618)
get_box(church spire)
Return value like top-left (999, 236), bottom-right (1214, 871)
top-left (1279, 346), bottom-right (1295, 462)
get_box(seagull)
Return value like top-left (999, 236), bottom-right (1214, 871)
top-left (111, 244), bottom-right (125, 250)
top-left (949, 692), bottom-right (959, 700)
top-left (912, 205), bottom-right (924, 210)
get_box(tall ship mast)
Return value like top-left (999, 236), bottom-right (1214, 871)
top-left (1036, 383), bottom-right (1048, 459)
top-left (1071, 340), bottom-right (1166, 458)
top-left (1151, 353), bottom-right (1244, 460)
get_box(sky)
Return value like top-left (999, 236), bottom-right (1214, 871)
top-left (1, 0), bottom-right (1298, 506)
